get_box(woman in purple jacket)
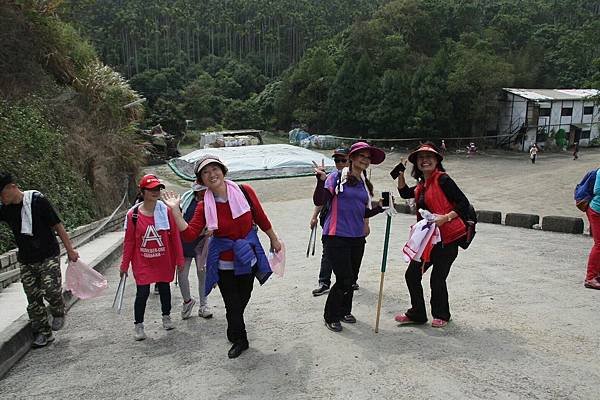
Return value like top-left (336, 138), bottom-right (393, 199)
top-left (313, 141), bottom-right (386, 332)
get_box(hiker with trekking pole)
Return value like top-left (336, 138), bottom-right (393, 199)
top-left (392, 142), bottom-right (473, 328)
top-left (312, 141), bottom-right (387, 333)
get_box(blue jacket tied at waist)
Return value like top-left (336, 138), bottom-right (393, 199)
top-left (205, 229), bottom-right (272, 296)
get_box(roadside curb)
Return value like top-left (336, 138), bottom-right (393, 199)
top-left (393, 203), bottom-right (588, 235)
top-left (0, 237), bottom-right (123, 379)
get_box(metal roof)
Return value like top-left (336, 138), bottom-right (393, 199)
top-left (503, 88), bottom-right (599, 101)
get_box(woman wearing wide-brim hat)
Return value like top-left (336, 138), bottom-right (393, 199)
top-left (392, 141), bottom-right (470, 328)
top-left (163, 155), bottom-right (281, 358)
top-left (313, 141), bottom-right (386, 332)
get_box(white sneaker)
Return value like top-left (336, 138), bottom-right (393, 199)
top-left (134, 323), bottom-right (146, 341)
top-left (198, 305), bottom-right (213, 319)
top-left (181, 298), bottom-right (196, 320)
top-left (162, 315), bottom-right (175, 330)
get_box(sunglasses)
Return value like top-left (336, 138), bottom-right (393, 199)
top-left (334, 158), bottom-right (348, 163)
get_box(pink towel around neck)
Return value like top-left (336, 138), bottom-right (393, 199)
top-left (203, 180), bottom-right (251, 231)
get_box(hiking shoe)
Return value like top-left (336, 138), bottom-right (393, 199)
top-left (134, 323), bottom-right (146, 341)
top-left (162, 315), bottom-right (175, 330)
top-left (394, 313), bottom-right (423, 325)
top-left (341, 314), bottom-right (357, 323)
top-left (198, 305), bottom-right (213, 319)
top-left (312, 283), bottom-right (330, 296)
top-left (51, 316), bottom-right (65, 331)
top-left (181, 298), bottom-right (196, 320)
top-left (584, 278), bottom-right (600, 290)
top-left (32, 333), bottom-right (55, 348)
top-left (431, 318), bottom-right (449, 328)
top-left (352, 283), bottom-right (359, 291)
top-left (325, 321), bottom-right (342, 332)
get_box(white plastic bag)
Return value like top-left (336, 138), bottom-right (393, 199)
top-left (268, 239), bottom-right (286, 277)
top-left (64, 259), bottom-right (108, 299)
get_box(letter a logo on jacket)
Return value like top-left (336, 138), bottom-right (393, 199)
top-left (142, 225), bottom-right (164, 247)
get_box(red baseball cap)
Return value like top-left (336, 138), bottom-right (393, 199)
top-left (138, 174), bottom-right (165, 190)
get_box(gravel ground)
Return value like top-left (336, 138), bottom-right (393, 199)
top-left (1, 147), bottom-right (599, 399)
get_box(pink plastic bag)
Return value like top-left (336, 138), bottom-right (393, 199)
top-left (268, 239), bottom-right (286, 277)
top-left (64, 259), bottom-right (108, 299)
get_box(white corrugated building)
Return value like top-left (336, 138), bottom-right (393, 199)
top-left (497, 88), bottom-right (599, 150)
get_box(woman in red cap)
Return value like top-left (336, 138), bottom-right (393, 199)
top-left (120, 174), bottom-right (184, 341)
top-left (393, 141), bottom-right (470, 328)
top-left (313, 141), bottom-right (386, 332)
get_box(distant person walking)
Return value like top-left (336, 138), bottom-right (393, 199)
top-left (0, 172), bottom-right (79, 348)
top-left (529, 143), bottom-right (538, 164)
top-left (584, 169), bottom-right (600, 290)
top-left (163, 155), bottom-right (282, 359)
top-left (440, 140), bottom-right (447, 155)
top-left (393, 142), bottom-right (470, 328)
top-left (313, 142), bottom-right (386, 333)
top-left (311, 147), bottom-right (349, 296)
top-left (178, 182), bottom-right (213, 319)
top-left (120, 174), bottom-right (184, 341)
top-left (573, 142), bottom-right (580, 160)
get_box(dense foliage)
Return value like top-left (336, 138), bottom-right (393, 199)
top-left (0, 1), bottom-right (144, 253)
top-left (62, 0), bottom-right (600, 139)
top-left (271, 0), bottom-right (600, 138)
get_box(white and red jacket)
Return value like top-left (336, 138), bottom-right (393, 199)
top-left (120, 207), bottom-right (184, 285)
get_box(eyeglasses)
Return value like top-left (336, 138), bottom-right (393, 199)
top-left (334, 158), bottom-right (348, 163)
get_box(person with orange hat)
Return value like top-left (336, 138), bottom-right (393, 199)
top-left (392, 141), bottom-right (470, 328)
top-left (313, 141), bottom-right (386, 333)
top-left (120, 174), bottom-right (184, 341)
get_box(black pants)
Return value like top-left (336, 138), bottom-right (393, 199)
top-left (134, 282), bottom-right (171, 324)
top-left (318, 251), bottom-right (333, 286)
top-left (405, 242), bottom-right (458, 323)
top-left (323, 236), bottom-right (365, 323)
top-left (218, 269), bottom-right (254, 346)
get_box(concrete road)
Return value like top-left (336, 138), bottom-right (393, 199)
top-left (1, 197), bottom-right (598, 399)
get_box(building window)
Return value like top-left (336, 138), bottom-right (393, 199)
top-left (561, 107), bottom-right (573, 116)
top-left (581, 130), bottom-right (591, 139)
top-left (539, 108), bottom-right (551, 117)
top-left (583, 106), bottom-right (594, 115)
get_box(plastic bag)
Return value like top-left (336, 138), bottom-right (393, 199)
top-left (64, 259), bottom-right (108, 299)
top-left (268, 239), bottom-right (286, 277)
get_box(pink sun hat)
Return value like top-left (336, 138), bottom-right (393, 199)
top-left (348, 141), bottom-right (386, 165)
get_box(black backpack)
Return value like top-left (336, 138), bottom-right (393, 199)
top-left (458, 203), bottom-right (477, 250)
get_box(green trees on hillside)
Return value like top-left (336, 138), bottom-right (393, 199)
top-left (269, 0), bottom-right (600, 138)
top-left (60, 0), bottom-right (600, 137)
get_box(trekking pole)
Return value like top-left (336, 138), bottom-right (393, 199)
top-left (375, 213), bottom-right (392, 333)
top-left (306, 225), bottom-right (316, 258)
top-left (311, 225), bottom-right (317, 256)
top-left (112, 274), bottom-right (127, 314)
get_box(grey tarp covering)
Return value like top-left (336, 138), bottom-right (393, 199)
top-left (168, 144), bottom-right (336, 181)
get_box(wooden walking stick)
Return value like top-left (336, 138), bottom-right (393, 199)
top-left (375, 213), bottom-right (392, 333)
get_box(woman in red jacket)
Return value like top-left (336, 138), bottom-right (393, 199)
top-left (393, 142), bottom-right (469, 328)
top-left (163, 155), bottom-right (281, 359)
top-left (120, 174), bottom-right (184, 341)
